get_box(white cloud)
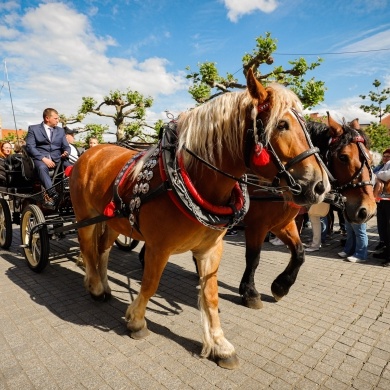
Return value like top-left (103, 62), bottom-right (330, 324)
top-left (0, 2), bottom-right (189, 131)
top-left (221, 0), bottom-right (278, 22)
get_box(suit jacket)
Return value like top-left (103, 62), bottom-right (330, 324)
top-left (26, 123), bottom-right (71, 163)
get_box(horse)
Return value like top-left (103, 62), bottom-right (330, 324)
top-left (69, 68), bottom-right (331, 369)
top-left (239, 114), bottom-right (377, 309)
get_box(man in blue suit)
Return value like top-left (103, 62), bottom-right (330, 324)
top-left (26, 108), bottom-right (71, 208)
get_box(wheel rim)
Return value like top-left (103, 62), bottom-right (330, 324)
top-left (21, 209), bottom-right (42, 267)
top-left (0, 207), bottom-right (6, 245)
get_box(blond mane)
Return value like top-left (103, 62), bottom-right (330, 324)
top-left (132, 82), bottom-right (302, 177)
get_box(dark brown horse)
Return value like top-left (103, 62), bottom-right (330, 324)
top-left (69, 69), bottom-right (330, 369)
top-left (239, 115), bottom-right (377, 309)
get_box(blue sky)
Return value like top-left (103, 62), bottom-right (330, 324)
top-left (1, 0), bottom-right (390, 140)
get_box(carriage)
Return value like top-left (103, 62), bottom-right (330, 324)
top-left (0, 142), bottom-right (148, 273)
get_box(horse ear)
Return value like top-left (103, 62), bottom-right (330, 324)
top-left (326, 111), bottom-right (343, 137)
top-left (349, 118), bottom-right (360, 130)
top-left (246, 68), bottom-right (268, 103)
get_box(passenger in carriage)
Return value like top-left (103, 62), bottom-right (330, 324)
top-left (64, 126), bottom-right (84, 164)
top-left (88, 137), bottom-right (99, 148)
top-left (0, 142), bottom-right (13, 159)
top-left (26, 107), bottom-right (71, 208)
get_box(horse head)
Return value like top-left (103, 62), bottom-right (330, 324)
top-left (326, 114), bottom-right (376, 223)
top-left (245, 68), bottom-right (331, 206)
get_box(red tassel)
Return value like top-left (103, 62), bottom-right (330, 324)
top-left (104, 201), bottom-right (116, 217)
top-left (64, 166), bottom-right (73, 177)
top-left (252, 145), bottom-right (271, 166)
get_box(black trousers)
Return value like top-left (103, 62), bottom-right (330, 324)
top-left (377, 200), bottom-right (390, 259)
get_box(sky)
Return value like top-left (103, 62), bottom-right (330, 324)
top-left (1, 0), bottom-right (390, 141)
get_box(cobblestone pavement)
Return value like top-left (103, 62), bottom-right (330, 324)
top-left (1, 217), bottom-right (390, 389)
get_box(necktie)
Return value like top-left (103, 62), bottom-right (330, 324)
top-left (49, 127), bottom-right (53, 141)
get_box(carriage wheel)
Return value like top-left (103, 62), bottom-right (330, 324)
top-left (0, 198), bottom-right (12, 249)
top-left (20, 205), bottom-right (50, 273)
top-left (114, 235), bottom-right (139, 251)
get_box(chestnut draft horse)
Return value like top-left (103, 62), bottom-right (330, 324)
top-left (69, 69), bottom-right (330, 369)
top-left (239, 115), bottom-right (377, 309)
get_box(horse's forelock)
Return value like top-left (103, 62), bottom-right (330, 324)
top-left (262, 84), bottom-right (303, 141)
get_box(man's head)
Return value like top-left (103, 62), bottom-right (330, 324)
top-left (64, 127), bottom-right (78, 143)
top-left (43, 108), bottom-right (59, 128)
top-left (382, 148), bottom-right (390, 163)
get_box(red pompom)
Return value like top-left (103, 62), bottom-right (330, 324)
top-left (64, 166), bottom-right (73, 177)
top-left (104, 201), bottom-right (116, 217)
top-left (252, 145), bottom-right (271, 166)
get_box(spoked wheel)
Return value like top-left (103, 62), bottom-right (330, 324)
top-left (114, 235), bottom-right (139, 251)
top-left (0, 198), bottom-right (12, 249)
top-left (20, 205), bottom-right (50, 273)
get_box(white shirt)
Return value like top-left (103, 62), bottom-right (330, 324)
top-left (376, 160), bottom-right (390, 182)
top-left (44, 124), bottom-right (53, 140)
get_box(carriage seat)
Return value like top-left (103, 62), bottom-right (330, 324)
top-left (2, 153), bottom-right (33, 188)
top-left (20, 145), bottom-right (60, 182)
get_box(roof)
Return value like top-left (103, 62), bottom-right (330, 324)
top-left (0, 128), bottom-right (27, 139)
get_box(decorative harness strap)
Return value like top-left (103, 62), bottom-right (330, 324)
top-left (105, 122), bottom-right (250, 231)
top-left (159, 122), bottom-right (249, 230)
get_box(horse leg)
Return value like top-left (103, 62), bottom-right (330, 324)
top-left (78, 224), bottom-right (105, 298)
top-left (96, 224), bottom-right (119, 299)
top-left (79, 222), bottom-right (113, 300)
top-left (239, 227), bottom-right (269, 309)
top-left (194, 241), bottom-right (239, 369)
top-left (270, 219), bottom-right (304, 301)
top-left (125, 244), bottom-right (169, 340)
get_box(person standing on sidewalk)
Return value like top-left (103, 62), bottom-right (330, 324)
top-left (338, 220), bottom-right (368, 263)
top-left (373, 149), bottom-right (390, 266)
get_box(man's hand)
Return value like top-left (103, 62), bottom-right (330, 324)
top-left (42, 157), bottom-right (56, 168)
top-left (61, 151), bottom-right (69, 159)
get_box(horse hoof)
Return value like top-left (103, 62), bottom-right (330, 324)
top-left (216, 353), bottom-right (239, 369)
top-left (130, 327), bottom-right (150, 340)
top-left (242, 296), bottom-right (263, 310)
top-left (272, 293), bottom-right (283, 302)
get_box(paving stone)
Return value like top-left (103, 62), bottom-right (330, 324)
top-left (0, 218), bottom-right (389, 388)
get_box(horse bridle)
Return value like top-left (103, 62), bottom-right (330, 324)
top-left (327, 130), bottom-right (373, 192)
top-left (244, 106), bottom-right (334, 194)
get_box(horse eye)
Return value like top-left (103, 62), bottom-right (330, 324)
top-left (277, 120), bottom-right (288, 130)
top-left (338, 154), bottom-right (349, 163)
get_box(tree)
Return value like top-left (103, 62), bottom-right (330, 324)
top-left (363, 122), bottom-right (390, 153)
top-left (59, 113), bottom-right (85, 128)
top-left (360, 79), bottom-right (390, 122)
top-left (186, 32), bottom-right (325, 109)
top-left (78, 89), bottom-right (154, 141)
top-left (359, 80), bottom-right (390, 152)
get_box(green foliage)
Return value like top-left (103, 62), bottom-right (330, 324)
top-left (363, 123), bottom-right (390, 152)
top-left (60, 113), bottom-right (85, 127)
top-left (359, 79), bottom-right (390, 122)
top-left (82, 123), bottom-right (107, 145)
top-left (185, 32), bottom-right (326, 109)
top-left (78, 89), bottom-right (154, 141)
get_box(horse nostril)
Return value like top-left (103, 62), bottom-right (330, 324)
top-left (314, 181), bottom-right (325, 196)
top-left (358, 208), bottom-right (368, 221)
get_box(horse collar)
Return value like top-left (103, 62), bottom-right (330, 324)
top-left (160, 123), bottom-right (249, 229)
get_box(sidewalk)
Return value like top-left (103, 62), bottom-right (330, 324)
top-left (0, 217), bottom-right (390, 389)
